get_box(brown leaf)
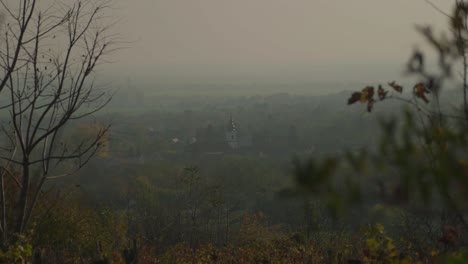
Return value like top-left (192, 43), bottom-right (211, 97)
top-left (378, 85), bottom-right (388, 100)
top-left (388, 81), bottom-right (403, 93)
top-left (414, 82), bottom-right (430, 103)
top-left (365, 86), bottom-right (374, 101)
top-left (361, 86), bottom-right (374, 103)
top-left (348, 92), bottom-right (362, 105)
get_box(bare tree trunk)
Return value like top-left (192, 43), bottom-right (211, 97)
top-left (0, 173), bottom-right (6, 247)
top-left (0, 0), bottom-right (117, 242)
top-left (15, 160), bottom-right (30, 234)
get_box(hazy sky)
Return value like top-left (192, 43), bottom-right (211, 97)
top-left (113, 0), bottom-right (452, 67)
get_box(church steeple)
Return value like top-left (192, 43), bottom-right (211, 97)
top-left (228, 114), bottom-right (236, 132)
top-left (225, 114), bottom-right (238, 149)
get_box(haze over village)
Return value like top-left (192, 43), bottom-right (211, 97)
top-left (0, 1), bottom-right (467, 263)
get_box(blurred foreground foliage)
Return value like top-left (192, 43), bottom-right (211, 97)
top-left (290, 1), bottom-right (468, 262)
top-left (293, 111), bottom-right (468, 217)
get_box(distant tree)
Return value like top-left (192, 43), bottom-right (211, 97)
top-left (0, 0), bottom-right (117, 246)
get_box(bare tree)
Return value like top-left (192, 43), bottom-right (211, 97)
top-left (0, 0), bottom-right (117, 245)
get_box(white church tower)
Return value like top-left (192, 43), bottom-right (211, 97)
top-left (225, 115), bottom-right (239, 149)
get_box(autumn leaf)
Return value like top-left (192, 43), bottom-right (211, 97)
top-left (388, 81), bottom-right (403, 93)
top-left (359, 87), bottom-right (375, 111)
top-left (347, 92), bottom-right (362, 105)
top-left (360, 92), bottom-right (368, 103)
top-left (413, 82), bottom-right (430, 103)
top-left (360, 86), bottom-right (374, 103)
top-left (348, 87), bottom-right (376, 111)
top-left (378, 85), bottom-right (388, 100)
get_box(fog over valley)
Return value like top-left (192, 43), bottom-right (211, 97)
top-left (1, 1), bottom-right (467, 263)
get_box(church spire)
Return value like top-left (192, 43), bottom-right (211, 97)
top-left (226, 114), bottom-right (238, 149)
top-left (228, 114), bottom-right (236, 132)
